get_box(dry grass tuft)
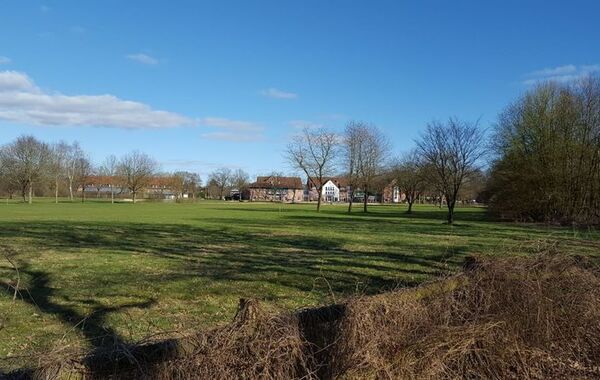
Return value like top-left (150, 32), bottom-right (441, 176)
top-left (7, 250), bottom-right (600, 379)
top-left (326, 252), bottom-right (600, 379)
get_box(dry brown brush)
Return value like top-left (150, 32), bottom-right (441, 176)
top-left (7, 251), bottom-right (600, 379)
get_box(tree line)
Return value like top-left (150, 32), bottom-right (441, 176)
top-left (1, 76), bottom-right (598, 225)
top-left (287, 75), bottom-right (600, 225)
top-left (487, 76), bottom-right (600, 225)
top-left (286, 118), bottom-right (486, 223)
top-left (0, 138), bottom-right (201, 204)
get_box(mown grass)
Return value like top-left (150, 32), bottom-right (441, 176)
top-left (0, 199), bottom-right (598, 371)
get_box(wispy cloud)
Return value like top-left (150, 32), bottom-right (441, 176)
top-left (40, 5), bottom-right (50, 12)
top-left (288, 120), bottom-right (324, 130)
top-left (523, 64), bottom-right (600, 85)
top-left (0, 70), bottom-right (193, 129)
top-left (200, 117), bottom-right (264, 142)
top-left (320, 113), bottom-right (346, 121)
top-left (200, 117), bottom-right (263, 132)
top-left (201, 132), bottom-right (264, 142)
top-left (0, 56), bottom-right (11, 65)
top-left (160, 159), bottom-right (246, 176)
top-left (259, 87), bottom-right (298, 99)
top-left (126, 53), bottom-right (159, 65)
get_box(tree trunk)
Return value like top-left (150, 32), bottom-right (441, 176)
top-left (28, 182), bottom-right (33, 204)
top-left (347, 187), bottom-right (353, 213)
top-left (132, 191), bottom-right (136, 204)
top-left (363, 188), bottom-right (368, 213)
top-left (111, 186), bottom-right (115, 204)
top-left (447, 199), bottom-right (455, 224)
top-left (55, 179), bottom-right (59, 204)
top-left (316, 188), bottom-right (322, 212)
top-left (81, 187), bottom-right (85, 203)
top-left (69, 181), bottom-right (74, 201)
top-left (407, 199), bottom-right (414, 214)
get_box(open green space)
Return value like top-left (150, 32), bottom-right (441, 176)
top-left (1, 200), bottom-right (598, 371)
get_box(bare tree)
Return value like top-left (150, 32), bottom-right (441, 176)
top-left (416, 118), bottom-right (486, 224)
top-left (171, 171), bottom-right (202, 200)
top-left (2, 136), bottom-right (50, 204)
top-left (286, 127), bottom-right (337, 212)
top-left (171, 172), bottom-right (187, 199)
top-left (342, 122), bottom-right (364, 212)
top-left (64, 142), bottom-right (84, 201)
top-left (352, 123), bottom-right (390, 212)
top-left (0, 146), bottom-right (19, 200)
top-left (49, 142), bottom-right (69, 203)
top-left (74, 156), bottom-right (94, 203)
top-left (205, 178), bottom-right (220, 199)
top-left (391, 150), bottom-right (426, 214)
top-left (185, 172), bottom-right (201, 201)
top-left (117, 151), bottom-right (157, 203)
top-left (209, 168), bottom-right (232, 200)
top-left (99, 155), bottom-right (118, 203)
top-left (231, 169), bottom-right (250, 200)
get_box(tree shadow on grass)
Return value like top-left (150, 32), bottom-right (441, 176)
top-left (0, 262), bottom-right (156, 376)
top-left (0, 217), bottom-right (472, 375)
top-left (0, 220), bottom-right (454, 294)
top-left (2, 206), bottom-right (598, 376)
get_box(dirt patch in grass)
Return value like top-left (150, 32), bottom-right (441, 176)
top-left (4, 249), bottom-right (600, 379)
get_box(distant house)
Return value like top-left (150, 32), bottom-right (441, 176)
top-left (245, 176), bottom-right (304, 202)
top-left (306, 177), bottom-right (350, 202)
top-left (82, 175), bottom-right (190, 200)
top-left (83, 176), bottom-right (127, 197)
top-left (382, 179), bottom-right (404, 203)
top-left (306, 176), bottom-right (404, 204)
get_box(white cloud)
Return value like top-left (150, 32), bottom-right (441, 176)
top-left (160, 159), bottom-right (246, 177)
top-left (0, 71), bottom-right (38, 92)
top-left (530, 65), bottom-right (577, 77)
top-left (288, 120), bottom-right (324, 130)
top-left (260, 87), bottom-right (298, 99)
top-left (200, 117), bottom-right (264, 142)
top-left (200, 117), bottom-right (263, 132)
top-left (0, 70), bottom-right (193, 129)
top-left (201, 132), bottom-right (263, 142)
top-left (524, 64), bottom-right (600, 85)
top-left (0, 57), bottom-right (11, 65)
top-left (126, 53), bottom-right (159, 65)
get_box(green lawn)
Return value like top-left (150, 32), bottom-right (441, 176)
top-left (1, 200), bottom-right (598, 371)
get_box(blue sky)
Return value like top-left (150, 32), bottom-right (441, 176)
top-left (1, 0), bottom-right (599, 178)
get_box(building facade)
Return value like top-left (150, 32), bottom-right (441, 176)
top-left (306, 177), bottom-right (350, 202)
top-left (245, 176), bottom-right (304, 202)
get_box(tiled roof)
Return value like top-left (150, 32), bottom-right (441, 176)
top-left (248, 176), bottom-right (303, 189)
top-left (308, 176), bottom-right (349, 188)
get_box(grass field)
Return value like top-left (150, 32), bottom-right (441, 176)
top-left (1, 200), bottom-right (599, 371)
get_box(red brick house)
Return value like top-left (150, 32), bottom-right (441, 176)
top-left (245, 175), bottom-right (304, 202)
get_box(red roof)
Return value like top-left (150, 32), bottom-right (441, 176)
top-left (248, 176), bottom-right (303, 189)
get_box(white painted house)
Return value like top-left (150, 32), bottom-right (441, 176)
top-left (392, 186), bottom-right (401, 203)
top-left (322, 180), bottom-right (340, 202)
